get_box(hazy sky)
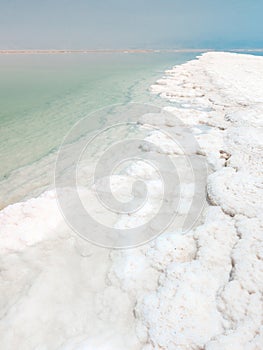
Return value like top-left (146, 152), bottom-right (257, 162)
top-left (0, 0), bottom-right (262, 49)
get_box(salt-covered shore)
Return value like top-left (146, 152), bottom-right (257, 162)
top-left (0, 52), bottom-right (262, 349)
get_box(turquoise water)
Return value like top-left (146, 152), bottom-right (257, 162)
top-left (0, 52), bottom-right (198, 207)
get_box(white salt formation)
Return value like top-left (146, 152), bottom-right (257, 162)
top-left (0, 52), bottom-right (262, 349)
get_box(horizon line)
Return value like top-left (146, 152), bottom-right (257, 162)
top-left (0, 48), bottom-right (263, 55)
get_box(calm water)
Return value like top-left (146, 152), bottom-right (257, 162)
top-left (0, 52), bottom-right (199, 207)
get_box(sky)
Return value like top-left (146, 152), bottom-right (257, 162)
top-left (0, 0), bottom-right (262, 49)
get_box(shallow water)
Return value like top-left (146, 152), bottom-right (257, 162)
top-left (0, 52), bottom-right (198, 207)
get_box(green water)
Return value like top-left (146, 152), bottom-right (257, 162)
top-left (0, 52), bottom-right (198, 206)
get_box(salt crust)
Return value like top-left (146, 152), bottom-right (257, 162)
top-left (0, 52), bottom-right (262, 349)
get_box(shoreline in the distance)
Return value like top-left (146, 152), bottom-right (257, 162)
top-left (0, 48), bottom-right (213, 54)
top-left (0, 48), bottom-right (262, 55)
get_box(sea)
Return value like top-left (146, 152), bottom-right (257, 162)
top-left (0, 51), bottom-right (198, 208)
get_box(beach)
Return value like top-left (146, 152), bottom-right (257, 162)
top-left (0, 52), bottom-right (262, 349)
